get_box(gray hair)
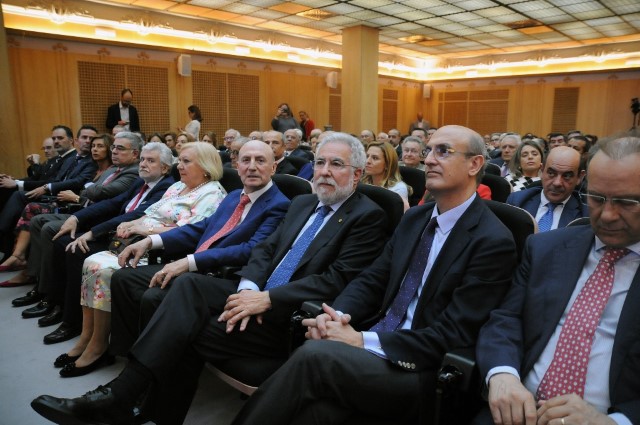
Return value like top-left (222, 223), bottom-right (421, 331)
top-left (285, 128), bottom-right (303, 140)
top-left (233, 136), bottom-right (251, 147)
top-left (114, 131), bottom-right (144, 152)
top-left (591, 129), bottom-right (640, 161)
top-left (467, 130), bottom-right (488, 184)
top-left (316, 132), bottom-right (366, 170)
top-left (226, 128), bottom-right (241, 138)
top-left (501, 133), bottom-right (522, 146)
top-left (142, 142), bottom-right (174, 169)
top-left (401, 136), bottom-right (425, 150)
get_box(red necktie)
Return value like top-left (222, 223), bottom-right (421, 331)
top-left (127, 183), bottom-right (149, 213)
top-left (102, 168), bottom-right (121, 185)
top-left (536, 247), bottom-right (629, 400)
top-left (195, 195), bottom-right (251, 253)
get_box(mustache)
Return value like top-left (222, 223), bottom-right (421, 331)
top-left (314, 177), bottom-right (337, 188)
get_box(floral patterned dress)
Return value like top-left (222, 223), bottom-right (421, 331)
top-left (80, 180), bottom-right (226, 312)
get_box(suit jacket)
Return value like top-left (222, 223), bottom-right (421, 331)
top-left (106, 103), bottom-right (140, 132)
top-left (288, 148), bottom-right (314, 161)
top-left (275, 158), bottom-right (298, 176)
top-left (159, 185), bottom-right (290, 273)
top-left (506, 185), bottom-right (588, 228)
top-left (488, 157), bottom-right (505, 167)
top-left (23, 149), bottom-right (76, 191)
top-left (26, 156), bottom-right (62, 181)
top-left (476, 226), bottom-right (640, 423)
top-left (74, 175), bottom-right (174, 238)
top-left (332, 196), bottom-right (517, 372)
top-left (238, 191), bottom-right (388, 320)
top-left (81, 162), bottom-right (139, 203)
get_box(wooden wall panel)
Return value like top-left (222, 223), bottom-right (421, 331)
top-left (551, 87), bottom-right (580, 134)
top-left (192, 70), bottom-right (228, 138)
top-left (228, 73), bottom-right (259, 135)
top-left (127, 65), bottom-right (170, 135)
top-left (382, 89), bottom-right (398, 133)
top-left (78, 62), bottom-right (125, 132)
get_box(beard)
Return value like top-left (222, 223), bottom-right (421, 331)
top-left (314, 176), bottom-right (354, 205)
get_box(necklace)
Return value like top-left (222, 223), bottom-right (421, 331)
top-left (146, 180), bottom-right (211, 215)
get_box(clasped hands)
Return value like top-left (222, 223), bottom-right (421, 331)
top-left (301, 303), bottom-right (364, 348)
top-left (218, 290), bottom-right (272, 334)
top-left (488, 374), bottom-right (615, 425)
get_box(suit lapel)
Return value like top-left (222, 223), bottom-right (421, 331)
top-left (272, 196), bottom-right (318, 263)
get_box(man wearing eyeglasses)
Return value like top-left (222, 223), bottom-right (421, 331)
top-left (229, 125), bottom-right (518, 425)
top-left (507, 146), bottom-right (587, 232)
top-left (400, 136), bottom-right (426, 170)
top-left (32, 132), bottom-right (388, 425)
top-left (472, 132), bottom-right (640, 425)
top-left (222, 128), bottom-right (240, 152)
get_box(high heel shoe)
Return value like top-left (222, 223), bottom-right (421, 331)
top-left (0, 255), bottom-right (27, 272)
top-left (54, 353), bottom-right (81, 368)
top-left (59, 352), bottom-right (115, 378)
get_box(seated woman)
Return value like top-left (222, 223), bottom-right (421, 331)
top-left (0, 134), bottom-right (113, 274)
top-left (55, 142), bottom-right (226, 377)
top-left (362, 141), bottom-right (411, 211)
top-left (505, 139), bottom-right (544, 191)
top-left (172, 132), bottom-right (195, 162)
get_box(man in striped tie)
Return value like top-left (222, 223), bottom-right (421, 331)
top-left (107, 140), bottom-right (290, 354)
top-left (473, 131), bottom-right (640, 425)
top-left (31, 132), bottom-right (388, 425)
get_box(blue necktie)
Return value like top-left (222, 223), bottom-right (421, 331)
top-left (264, 205), bottom-right (332, 290)
top-left (370, 217), bottom-right (438, 332)
top-left (538, 203), bottom-right (558, 232)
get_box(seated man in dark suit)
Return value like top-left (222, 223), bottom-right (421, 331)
top-left (489, 133), bottom-right (521, 176)
top-left (106, 88), bottom-right (140, 132)
top-left (31, 132), bottom-right (388, 425)
top-left (263, 130), bottom-right (298, 175)
top-left (107, 140), bottom-right (291, 355)
top-left (13, 142), bottom-right (175, 344)
top-left (230, 125), bottom-right (518, 425)
top-left (472, 132), bottom-right (640, 425)
top-left (507, 146), bottom-right (587, 232)
top-left (284, 128), bottom-right (314, 161)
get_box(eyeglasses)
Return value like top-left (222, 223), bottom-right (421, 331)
top-left (579, 193), bottom-right (640, 211)
top-left (424, 144), bottom-right (475, 160)
top-left (224, 137), bottom-right (236, 141)
top-left (313, 159), bottom-right (356, 172)
top-left (229, 150), bottom-right (240, 157)
top-left (111, 145), bottom-right (132, 152)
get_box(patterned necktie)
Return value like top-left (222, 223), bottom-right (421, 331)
top-left (536, 247), bottom-right (629, 400)
top-left (195, 195), bottom-right (251, 253)
top-left (127, 183), bottom-right (149, 213)
top-left (102, 168), bottom-right (121, 185)
top-left (537, 202), bottom-right (558, 232)
top-left (370, 218), bottom-right (438, 332)
top-left (264, 205), bottom-right (332, 290)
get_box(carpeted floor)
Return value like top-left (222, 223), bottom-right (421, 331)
top-left (0, 265), bottom-right (244, 424)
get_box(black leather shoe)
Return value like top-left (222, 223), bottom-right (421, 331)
top-left (31, 385), bottom-right (134, 425)
top-left (38, 305), bottom-right (63, 327)
top-left (22, 300), bottom-right (54, 318)
top-left (60, 352), bottom-right (115, 378)
top-left (54, 352), bottom-right (81, 368)
top-left (44, 322), bottom-right (81, 344)
top-left (12, 286), bottom-right (43, 307)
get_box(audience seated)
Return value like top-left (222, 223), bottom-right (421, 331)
top-left (263, 130), bottom-right (297, 176)
top-left (398, 136), bottom-right (426, 171)
top-left (284, 128), bottom-right (314, 161)
top-left (507, 146), bottom-right (587, 232)
top-left (490, 133), bottom-right (521, 177)
top-left (30, 132), bottom-right (389, 425)
top-left (505, 139), bottom-right (544, 192)
top-left (361, 141), bottom-right (410, 210)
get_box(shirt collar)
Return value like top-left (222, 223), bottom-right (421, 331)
top-left (243, 180), bottom-right (273, 204)
top-left (540, 190), bottom-right (571, 207)
top-left (430, 193), bottom-right (477, 235)
top-left (594, 236), bottom-right (640, 257)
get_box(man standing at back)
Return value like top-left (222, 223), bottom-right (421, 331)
top-left (106, 89), bottom-right (140, 132)
top-left (32, 133), bottom-right (388, 425)
top-left (473, 133), bottom-right (640, 425)
top-left (230, 125), bottom-right (518, 425)
top-left (507, 146), bottom-right (587, 231)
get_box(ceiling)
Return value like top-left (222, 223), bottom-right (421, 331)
top-left (95, 0), bottom-right (640, 58)
top-left (4, 0), bottom-right (640, 79)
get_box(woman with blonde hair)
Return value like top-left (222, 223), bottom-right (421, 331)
top-left (54, 142), bottom-right (226, 377)
top-left (362, 141), bottom-right (410, 211)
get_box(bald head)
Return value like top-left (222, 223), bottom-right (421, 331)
top-left (237, 140), bottom-right (276, 193)
top-left (541, 146), bottom-right (584, 204)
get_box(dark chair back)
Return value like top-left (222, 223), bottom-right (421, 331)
top-left (285, 155), bottom-right (310, 172)
top-left (272, 174), bottom-right (313, 200)
top-left (481, 174), bottom-right (512, 203)
top-left (485, 162), bottom-right (501, 176)
top-left (170, 163), bottom-right (180, 182)
top-left (567, 217), bottom-right (590, 227)
top-left (356, 183), bottom-right (404, 237)
top-left (484, 200), bottom-right (537, 261)
top-left (399, 166), bottom-right (426, 207)
top-left (219, 167), bottom-right (243, 193)
top-left (218, 150), bottom-right (231, 165)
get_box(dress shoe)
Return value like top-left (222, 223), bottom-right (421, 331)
top-left (44, 322), bottom-right (81, 344)
top-left (0, 275), bottom-right (36, 288)
top-left (54, 352), bottom-right (81, 368)
top-left (31, 385), bottom-right (134, 425)
top-left (22, 300), bottom-right (55, 318)
top-left (12, 286), bottom-right (43, 307)
top-left (60, 352), bottom-right (115, 378)
top-left (38, 305), bottom-right (63, 327)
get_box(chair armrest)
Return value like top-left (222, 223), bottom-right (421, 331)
top-left (438, 350), bottom-right (477, 394)
top-left (433, 348), bottom-right (482, 425)
top-left (289, 301), bottom-right (324, 354)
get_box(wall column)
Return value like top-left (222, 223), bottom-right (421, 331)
top-left (0, 6), bottom-right (22, 176)
top-left (341, 25), bottom-right (379, 135)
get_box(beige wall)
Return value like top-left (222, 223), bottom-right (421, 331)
top-left (4, 34), bottom-right (639, 177)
